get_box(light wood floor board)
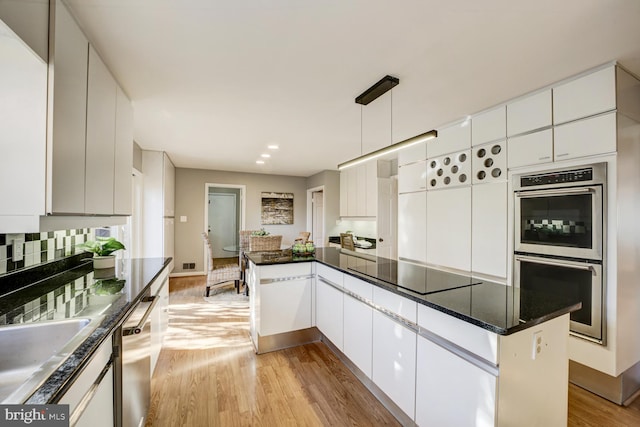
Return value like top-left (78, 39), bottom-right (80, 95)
top-left (146, 276), bottom-right (640, 426)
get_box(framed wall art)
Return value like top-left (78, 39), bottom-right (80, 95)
top-left (261, 192), bottom-right (294, 225)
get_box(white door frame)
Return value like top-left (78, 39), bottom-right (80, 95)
top-left (306, 185), bottom-right (325, 245)
top-left (204, 183), bottom-right (246, 269)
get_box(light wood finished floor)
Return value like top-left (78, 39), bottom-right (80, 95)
top-left (147, 276), bottom-right (640, 426)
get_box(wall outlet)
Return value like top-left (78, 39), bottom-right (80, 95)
top-left (532, 330), bottom-right (543, 360)
top-left (182, 263), bottom-right (196, 270)
top-left (182, 263), bottom-right (189, 269)
top-left (7, 234), bottom-right (25, 262)
top-left (189, 263), bottom-right (195, 269)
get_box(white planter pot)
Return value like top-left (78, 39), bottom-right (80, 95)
top-left (93, 255), bottom-right (116, 269)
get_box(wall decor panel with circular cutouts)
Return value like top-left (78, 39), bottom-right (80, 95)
top-left (472, 140), bottom-right (507, 184)
top-left (426, 149), bottom-right (471, 190)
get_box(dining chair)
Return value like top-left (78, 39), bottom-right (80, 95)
top-left (249, 235), bottom-right (283, 251)
top-left (297, 231), bottom-right (311, 244)
top-left (238, 230), bottom-right (256, 287)
top-left (201, 233), bottom-right (242, 296)
top-left (340, 233), bottom-right (355, 251)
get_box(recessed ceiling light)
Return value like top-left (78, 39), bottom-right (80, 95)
top-left (256, 160), bottom-right (265, 164)
top-left (267, 145), bottom-right (279, 150)
top-left (261, 153), bottom-right (271, 158)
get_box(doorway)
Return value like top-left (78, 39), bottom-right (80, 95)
top-left (307, 186), bottom-right (325, 246)
top-left (205, 184), bottom-right (245, 261)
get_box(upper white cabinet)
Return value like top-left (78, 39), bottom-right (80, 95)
top-left (507, 129), bottom-right (553, 169)
top-left (49, 0), bottom-right (89, 214)
top-left (426, 186), bottom-right (471, 271)
top-left (472, 182), bottom-right (508, 278)
top-left (85, 46), bottom-right (117, 215)
top-left (142, 151), bottom-right (175, 262)
top-left (554, 111), bottom-right (617, 161)
top-left (507, 89), bottom-right (552, 136)
top-left (339, 160), bottom-right (377, 217)
top-left (0, 0), bottom-right (49, 62)
top-left (553, 66), bottom-right (616, 125)
top-left (114, 87), bottom-right (134, 215)
top-left (398, 161), bottom-right (427, 193)
top-left (398, 141), bottom-right (427, 166)
top-left (428, 121), bottom-right (471, 158)
top-left (472, 106), bottom-right (506, 146)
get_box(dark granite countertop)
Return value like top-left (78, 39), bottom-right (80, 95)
top-left (0, 256), bottom-right (171, 404)
top-left (246, 247), bottom-right (581, 336)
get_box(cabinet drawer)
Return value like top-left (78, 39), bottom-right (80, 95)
top-left (372, 286), bottom-right (417, 323)
top-left (398, 161), bottom-right (427, 193)
top-left (417, 304), bottom-right (498, 364)
top-left (507, 90), bottom-right (552, 136)
top-left (472, 106), bottom-right (506, 146)
top-left (507, 129), bottom-right (553, 168)
top-left (553, 112), bottom-right (616, 161)
top-left (344, 275), bottom-right (373, 300)
top-left (316, 263), bottom-right (343, 287)
top-left (428, 121), bottom-right (471, 158)
top-left (553, 66), bottom-right (616, 124)
top-left (261, 262), bottom-right (312, 280)
top-left (398, 141), bottom-right (427, 165)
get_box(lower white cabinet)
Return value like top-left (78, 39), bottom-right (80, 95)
top-left (343, 287), bottom-right (373, 378)
top-left (59, 336), bottom-right (114, 427)
top-left (316, 277), bottom-right (344, 351)
top-left (372, 310), bottom-right (417, 418)
top-left (415, 335), bottom-right (497, 426)
top-left (260, 277), bottom-right (312, 336)
top-left (398, 192), bottom-right (426, 264)
top-left (150, 272), bottom-right (169, 375)
top-left (472, 182), bottom-right (507, 278)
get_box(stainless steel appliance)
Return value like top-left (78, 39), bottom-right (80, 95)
top-left (514, 163), bottom-right (606, 260)
top-left (513, 163), bottom-right (606, 344)
top-left (114, 290), bottom-right (158, 427)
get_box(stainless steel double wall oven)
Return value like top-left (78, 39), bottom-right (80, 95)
top-left (513, 163), bottom-right (606, 343)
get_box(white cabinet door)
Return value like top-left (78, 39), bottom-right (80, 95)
top-left (398, 141), bottom-right (427, 166)
top-left (85, 45), bottom-right (117, 215)
top-left (50, 0), bottom-right (89, 214)
top-left (472, 183), bottom-right (507, 278)
top-left (398, 192), bottom-right (426, 264)
top-left (472, 106), bottom-right (506, 146)
top-left (507, 129), bottom-right (553, 168)
top-left (340, 170), bottom-right (348, 217)
top-left (344, 294), bottom-right (373, 378)
top-left (346, 167), bottom-right (358, 216)
top-left (429, 121), bottom-right (471, 158)
top-left (261, 278), bottom-right (312, 336)
top-left (507, 90), bottom-right (552, 136)
top-left (398, 161), bottom-right (427, 193)
top-left (114, 86), bottom-right (133, 215)
top-left (356, 164), bottom-right (367, 216)
top-left (415, 335), bottom-right (496, 427)
top-left (426, 187), bottom-right (471, 271)
top-left (553, 66), bottom-right (616, 125)
top-left (74, 365), bottom-right (114, 427)
top-left (316, 278), bottom-right (344, 350)
top-left (372, 310), bottom-right (416, 418)
top-left (151, 274), bottom-right (169, 375)
top-left (554, 112), bottom-right (617, 161)
top-left (365, 160), bottom-right (378, 217)
top-left (163, 153), bottom-right (175, 217)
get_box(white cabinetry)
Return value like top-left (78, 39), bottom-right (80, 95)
top-left (507, 90), bottom-right (552, 136)
top-left (340, 160), bottom-right (378, 217)
top-left (426, 187), bottom-right (471, 271)
top-left (59, 337), bottom-right (114, 427)
top-left (114, 87), bottom-right (134, 215)
top-left (398, 192), bottom-right (426, 264)
top-left (415, 334), bottom-right (496, 427)
top-left (429, 121), bottom-right (471, 158)
top-left (315, 269), bottom-right (344, 351)
top-left (150, 270), bottom-right (169, 375)
top-left (554, 111), bottom-right (617, 161)
top-left (371, 287), bottom-right (417, 417)
top-left (398, 161), bottom-right (427, 193)
top-left (398, 141), bottom-right (426, 165)
top-left (472, 182), bottom-right (507, 278)
top-left (85, 45), bottom-right (117, 215)
top-left (343, 275), bottom-right (373, 378)
top-left (49, 0), bottom-right (88, 214)
top-left (260, 272), bottom-right (312, 336)
top-left (507, 129), bottom-right (553, 168)
top-left (472, 106), bottom-right (506, 146)
top-left (553, 66), bottom-right (616, 125)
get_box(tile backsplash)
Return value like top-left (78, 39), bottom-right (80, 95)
top-left (0, 228), bottom-right (95, 275)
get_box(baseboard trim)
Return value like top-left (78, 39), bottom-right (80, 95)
top-left (170, 271), bottom-right (206, 278)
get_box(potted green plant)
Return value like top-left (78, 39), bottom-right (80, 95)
top-left (76, 237), bottom-right (126, 269)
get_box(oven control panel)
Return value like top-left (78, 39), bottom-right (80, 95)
top-left (520, 167), bottom-right (593, 187)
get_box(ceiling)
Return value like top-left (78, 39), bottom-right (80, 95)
top-left (65, 0), bottom-right (640, 177)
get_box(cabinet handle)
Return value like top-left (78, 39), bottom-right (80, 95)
top-left (122, 296), bottom-right (158, 336)
top-left (556, 153), bottom-right (569, 157)
top-left (538, 156), bottom-right (551, 160)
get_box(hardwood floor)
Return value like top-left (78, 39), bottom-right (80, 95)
top-left (147, 276), bottom-right (640, 426)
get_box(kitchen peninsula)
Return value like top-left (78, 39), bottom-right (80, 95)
top-left (246, 247), bottom-right (581, 426)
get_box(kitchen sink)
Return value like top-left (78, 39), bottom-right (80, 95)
top-left (0, 318), bottom-right (97, 403)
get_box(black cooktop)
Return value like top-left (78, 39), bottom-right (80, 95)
top-left (348, 260), bottom-right (481, 295)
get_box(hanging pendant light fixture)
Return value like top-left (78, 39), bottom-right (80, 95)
top-left (338, 75), bottom-right (437, 170)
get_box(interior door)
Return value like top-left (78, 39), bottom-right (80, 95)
top-left (312, 191), bottom-right (324, 245)
top-left (208, 193), bottom-right (237, 258)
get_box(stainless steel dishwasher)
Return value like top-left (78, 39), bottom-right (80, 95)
top-left (114, 289), bottom-right (158, 427)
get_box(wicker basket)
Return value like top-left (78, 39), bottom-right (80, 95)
top-left (249, 235), bottom-right (283, 251)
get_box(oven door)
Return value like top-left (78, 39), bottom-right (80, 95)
top-left (515, 185), bottom-right (603, 260)
top-left (514, 254), bottom-right (603, 344)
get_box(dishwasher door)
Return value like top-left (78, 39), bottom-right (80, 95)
top-left (115, 291), bottom-right (157, 427)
